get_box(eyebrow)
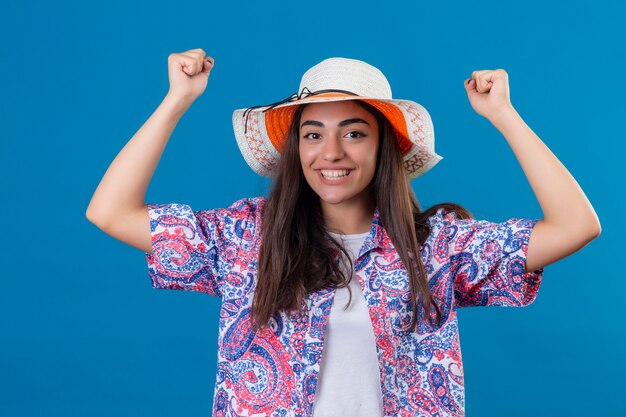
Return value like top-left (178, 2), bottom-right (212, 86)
top-left (300, 118), bottom-right (370, 128)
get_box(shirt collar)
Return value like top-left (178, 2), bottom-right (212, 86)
top-left (358, 206), bottom-right (392, 257)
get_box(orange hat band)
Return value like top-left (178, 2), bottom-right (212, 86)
top-left (264, 98), bottom-right (414, 155)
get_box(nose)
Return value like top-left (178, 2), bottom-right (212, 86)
top-left (322, 136), bottom-right (345, 161)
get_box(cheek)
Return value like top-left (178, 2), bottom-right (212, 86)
top-left (299, 144), bottom-right (316, 165)
top-left (357, 148), bottom-right (378, 170)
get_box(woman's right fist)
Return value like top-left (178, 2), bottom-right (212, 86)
top-left (167, 48), bottom-right (214, 102)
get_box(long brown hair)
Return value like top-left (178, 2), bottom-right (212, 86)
top-left (251, 100), bottom-right (471, 332)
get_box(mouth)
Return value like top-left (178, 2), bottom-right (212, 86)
top-left (319, 169), bottom-right (353, 180)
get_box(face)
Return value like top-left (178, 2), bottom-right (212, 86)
top-left (298, 100), bottom-right (379, 209)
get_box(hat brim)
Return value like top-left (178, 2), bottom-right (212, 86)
top-left (232, 94), bottom-right (442, 179)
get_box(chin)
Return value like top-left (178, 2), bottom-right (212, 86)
top-left (320, 197), bottom-right (348, 205)
top-left (316, 192), bottom-right (356, 205)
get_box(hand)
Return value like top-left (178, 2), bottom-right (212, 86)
top-left (464, 69), bottom-right (513, 121)
top-left (166, 48), bottom-right (214, 102)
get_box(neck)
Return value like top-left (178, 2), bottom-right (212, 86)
top-left (321, 194), bottom-right (376, 235)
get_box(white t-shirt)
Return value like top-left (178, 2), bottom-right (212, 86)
top-left (312, 231), bottom-right (384, 417)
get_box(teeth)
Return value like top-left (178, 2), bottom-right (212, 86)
top-left (321, 169), bottom-right (351, 179)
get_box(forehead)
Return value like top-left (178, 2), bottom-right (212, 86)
top-left (300, 100), bottom-right (376, 123)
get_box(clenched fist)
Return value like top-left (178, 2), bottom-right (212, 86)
top-left (464, 69), bottom-right (513, 121)
top-left (167, 48), bottom-right (214, 102)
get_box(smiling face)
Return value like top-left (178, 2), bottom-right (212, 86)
top-left (298, 100), bottom-right (380, 213)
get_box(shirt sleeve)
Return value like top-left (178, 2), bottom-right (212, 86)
top-left (437, 209), bottom-right (544, 308)
top-left (144, 198), bottom-right (261, 298)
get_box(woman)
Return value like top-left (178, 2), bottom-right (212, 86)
top-left (86, 49), bottom-right (601, 417)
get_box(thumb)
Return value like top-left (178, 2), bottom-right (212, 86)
top-left (202, 57), bottom-right (214, 74)
top-left (464, 78), bottom-right (476, 93)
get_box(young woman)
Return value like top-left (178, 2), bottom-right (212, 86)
top-left (86, 48), bottom-right (601, 417)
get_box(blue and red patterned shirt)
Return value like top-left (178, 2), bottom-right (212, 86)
top-left (145, 196), bottom-right (544, 417)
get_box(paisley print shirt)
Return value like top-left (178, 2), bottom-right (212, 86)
top-left (145, 196), bottom-right (544, 417)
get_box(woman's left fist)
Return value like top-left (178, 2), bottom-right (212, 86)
top-left (464, 69), bottom-right (513, 120)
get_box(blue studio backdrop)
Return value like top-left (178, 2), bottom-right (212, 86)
top-left (1, 0), bottom-right (624, 416)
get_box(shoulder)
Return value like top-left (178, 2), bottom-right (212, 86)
top-left (426, 206), bottom-right (526, 232)
top-left (425, 207), bottom-right (468, 235)
top-left (423, 207), bottom-right (488, 255)
top-left (425, 207), bottom-right (538, 253)
top-left (221, 195), bottom-right (267, 214)
top-left (427, 207), bottom-right (462, 225)
top-left (148, 196), bottom-right (267, 216)
top-left (183, 196), bottom-right (267, 245)
top-left (206, 196), bottom-right (268, 221)
top-left (208, 196), bottom-right (267, 239)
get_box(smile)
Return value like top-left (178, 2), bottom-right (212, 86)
top-left (320, 169), bottom-right (352, 179)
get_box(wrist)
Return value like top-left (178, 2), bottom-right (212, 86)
top-left (162, 93), bottom-right (195, 117)
top-left (487, 105), bottom-right (521, 131)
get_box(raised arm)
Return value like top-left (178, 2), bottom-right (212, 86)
top-left (465, 69), bottom-right (601, 273)
top-left (86, 48), bottom-right (215, 253)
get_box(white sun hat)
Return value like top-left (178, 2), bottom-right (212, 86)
top-left (232, 57), bottom-right (442, 179)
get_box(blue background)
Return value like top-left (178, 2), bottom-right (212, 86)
top-left (1, 0), bottom-right (624, 416)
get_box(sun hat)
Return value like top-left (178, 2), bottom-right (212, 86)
top-left (232, 57), bottom-right (442, 179)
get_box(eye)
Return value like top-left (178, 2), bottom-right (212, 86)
top-left (303, 132), bottom-right (321, 140)
top-left (346, 131), bottom-right (366, 139)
